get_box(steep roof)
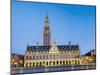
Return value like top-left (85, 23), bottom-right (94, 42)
top-left (26, 45), bottom-right (79, 52)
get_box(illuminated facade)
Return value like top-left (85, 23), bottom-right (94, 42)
top-left (24, 42), bottom-right (81, 67)
top-left (11, 54), bottom-right (24, 68)
top-left (24, 14), bottom-right (82, 67)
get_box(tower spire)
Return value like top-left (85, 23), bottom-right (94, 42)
top-left (43, 13), bottom-right (50, 46)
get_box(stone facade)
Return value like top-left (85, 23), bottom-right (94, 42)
top-left (24, 41), bottom-right (81, 67)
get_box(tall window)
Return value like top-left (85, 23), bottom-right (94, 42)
top-left (60, 61), bottom-right (62, 64)
top-left (26, 56), bottom-right (28, 60)
top-left (40, 62), bottom-right (42, 66)
top-left (50, 55), bottom-right (52, 59)
top-left (56, 61), bottom-right (59, 65)
top-left (36, 56), bottom-right (39, 60)
top-left (29, 56), bottom-right (32, 60)
top-left (63, 61), bottom-right (65, 65)
top-left (53, 61), bottom-right (55, 65)
top-left (53, 55), bottom-right (55, 59)
top-left (33, 56), bottom-right (35, 60)
top-left (66, 61), bottom-right (68, 65)
top-left (46, 62), bottom-right (48, 66)
top-left (43, 55), bottom-right (45, 59)
top-left (26, 63), bottom-right (28, 67)
top-left (33, 62), bottom-right (35, 66)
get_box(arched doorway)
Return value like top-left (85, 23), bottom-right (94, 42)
top-left (53, 61), bottom-right (55, 66)
top-left (26, 63), bottom-right (28, 67)
top-left (49, 61), bottom-right (52, 66)
top-left (33, 62), bottom-right (35, 67)
top-left (63, 61), bottom-right (65, 65)
top-left (69, 61), bottom-right (71, 65)
top-left (56, 61), bottom-right (59, 65)
top-left (66, 61), bottom-right (68, 65)
top-left (29, 62), bottom-right (32, 67)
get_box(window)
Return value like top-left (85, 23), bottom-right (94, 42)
top-left (29, 62), bottom-right (31, 67)
top-left (75, 60), bottom-right (77, 64)
top-left (53, 61), bottom-right (55, 65)
top-left (43, 55), bottom-right (45, 59)
top-left (33, 56), bottom-right (35, 60)
top-left (40, 56), bottom-right (41, 59)
top-left (56, 61), bottom-right (59, 65)
top-left (60, 55), bottom-right (62, 59)
top-left (29, 56), bottom-right (32, 60)
top-left (46, 55), bottom-right (48, 59)
top-left (69, 61), bottom-right (71, 65)
top-left (50, 55), bottom-right (52, 59)
top-left (26, 56), bottom-right (28, 60)
top-left (49, 61), bottom-right (52, 65)
top-left (60, 61), bottom-right (62, 64)
top-left (26, 63), bottom-right (28, 67)
top-left (36, 56), bottom-right (39, 59)
top-left (66, 61), bottom-right (68, 64)
top-left (33, 62), bottom-right (35, 66)
top-left (40, 62), bottom-right (42, 66)
top-left (36, 62), bottom-right (38, 66)
top-left (63, 61), bottom-right (65, 65)
top-left (46, 62), bottom-right (48, 66)
top-left (53, 55), bottom-right (55, 59)
top-left (43, 61), bottom-right (45, 64)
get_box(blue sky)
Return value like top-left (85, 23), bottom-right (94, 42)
top-left (12, 0), bottom-right (96, 55)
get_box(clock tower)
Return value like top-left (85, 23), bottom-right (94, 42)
top-left (43, 13), bottom-right (50, 46)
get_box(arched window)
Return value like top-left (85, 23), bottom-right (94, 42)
top-left (72, 60), bottom-right (75, 64)
top-left (63, 61), bottom-right (65, 65)
top-left (26, 63), bottom-right (28, 67)
top-left (36, 62), bottom-right (38, 67)
top-left (56, 61), bottom-right (59, 65)
top-left (66, 61), bottom-right (68, 65)
top-left (43, 61), bottom-right (45, 64)
top-left (75, 60), bottom-right (77, 65)
top-left (29, 62), bottom-right (31, 67)
top-left (40, 62), bottom-right (42, 66)
top-left (69, 61), bottom-right (71, 65)
top-left (53, 61), bottom-right (55, 65)
top-left (60, 61), bottom-right (62, 65)
top-left (50, 61), bottom-right (52, 65)
top-left (46, 62), bottom-right (48, 66)
top-left (33, 62), bottom-right (35, 66)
